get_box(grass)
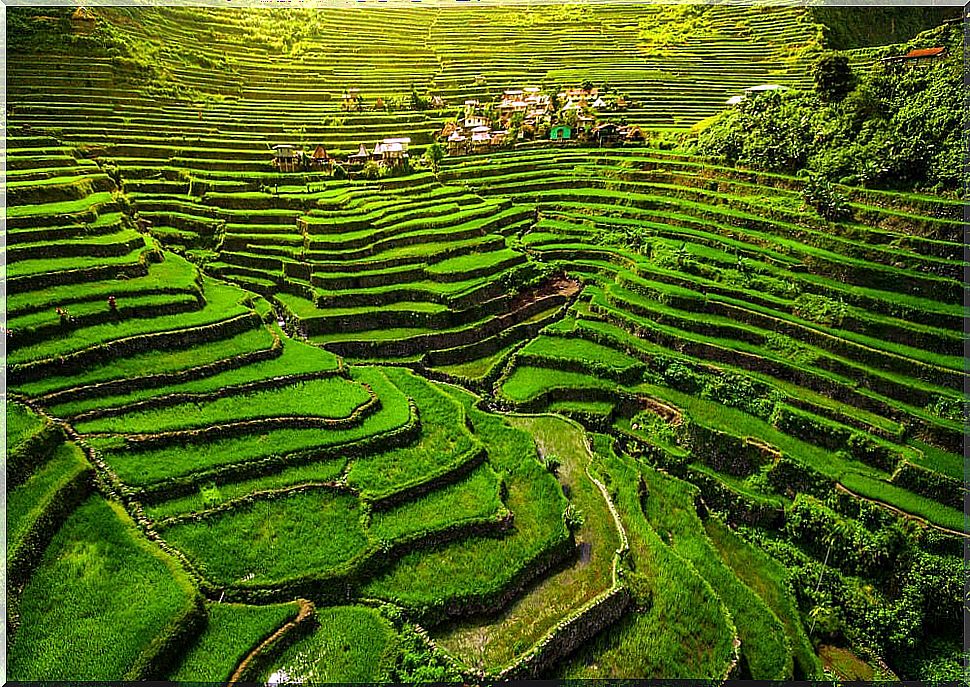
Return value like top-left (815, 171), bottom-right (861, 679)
top-left (632, 380), bottom-right (888, 484)
top-left (636, 465), bottom-right (792, 680)
top-left (704, 517), bottom-right (823, 679)
top-left (369, 464), bottom-right (504, 542)
top-left (7, 495), bottom-right (200, 680)
top-left (262, 606), bottom-right (397, 683)
top-left (574, 316), bottom-right (904, 437)
top-left (555, 434), bottom-right (736, 679)
top-left (48, 330), bottom-right (339, 418)
top-left (433, 414), bottom-right (621, 671)
top-left (500, 366), bottom-right (615, 403)
top-left (169, 601), bottom-right (300, 682)
top-left (8, 242), bottom-right (150, 279)
top-left (908, 440), bottom-right (963, 481)
top-left (91, 367), bottom-right (410, 486)
top-left (74, 376), bottom-right (372, 434)
top-left (10, 291), bottom-right (200, 334)
top-left (16, 325), bottom-right (274, 399)
top-left (819, 644), bottom-right (875, 681)
top-left (839, 473), bottom-right (964, 532)
top-left (426, 247), bottom-right (521, 274)
top-left (346, 368), bottom-right (475, 499)
top-left (519, 334), bottom-right (643, 372)
top-left (159, 489), bottom-right (368, 586)
top-left (7, 441), bottom-right (91, 558)
top-left (361, 385), bottom-right (569, 612)
top-left (6, 401), bottom-right (45, 447)
top-left (5, 190), bottom-right (115, 218)
top-left (432, 341), bottom-right (520, 381)
top-left (143, 458), bottom-right (348, 522)
top-left (8, 281), bottom-right (250, 366)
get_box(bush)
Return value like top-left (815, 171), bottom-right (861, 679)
top-left (540, 453), bottom-right (561, 475)
top-left (360, 161), bottom-right (381, 180)
top-left (693, 22), bottom-right (965, 193)
top-left (802, 175), bottom-right (851, 221)
top-left (792, 293), bottom-right (848, 327)
top-left (563, 504), bottom-right (585, 531)
top-left (813, 54), bottom-right (856, 103)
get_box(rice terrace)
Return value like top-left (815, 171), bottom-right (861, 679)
top-left (3, 0), bottom-right (967, 682)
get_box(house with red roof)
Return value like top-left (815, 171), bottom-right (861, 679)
top-left (881, 46), bottom-right (947, 65)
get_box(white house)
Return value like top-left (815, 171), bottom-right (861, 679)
top-left (464, 114), bottom-right (489, 129)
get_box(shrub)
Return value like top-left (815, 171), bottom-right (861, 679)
top-left (563, 504), bottom-right (585, 532)
top-left (540, 453), bottom-right (561, 475)
top-left (792, 293), bottom-right (848, 327)
top-left (924, 396), bottom-right (965, 423)
top-left (802, 175), bottom-right (851, 221)
top-left (694, 22), bottom-right (965, 192)
top-left (813, 54), bottom-right (856, 103)
top-left (360, 161), bottom-right (381, 180)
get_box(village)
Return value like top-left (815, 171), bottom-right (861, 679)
top-left (270, 83), bottom-right (645, 175)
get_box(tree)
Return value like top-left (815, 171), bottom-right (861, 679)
top-left (561, 108), bottom-right (579, 128)
top-left (424, 142), bottom-right (445, 175)
top-left (409, 86), bottom-right (428, 111)
top-left (814, 54), bottom-right (856, 103)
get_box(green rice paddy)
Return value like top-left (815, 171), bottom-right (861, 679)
top-left (5, 3), bottom-right (963, 682)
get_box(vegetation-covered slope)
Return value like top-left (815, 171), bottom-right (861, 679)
top-left (695, 21), bottom-right (965, 191)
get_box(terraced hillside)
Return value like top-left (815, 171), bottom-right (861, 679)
top-left (439, 147), bottom-right (966, 679)
top-left (9, 2), bottom-right (817, 155)
top-left (6, 4), bottom-right (966, 684)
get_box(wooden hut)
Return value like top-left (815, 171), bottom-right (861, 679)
top-left (346, 143), bottom-right (370, 167)
top-left (309, 145), bottom-right (331, 171)
top-left (881, 46), bottom-right (947, 65)
top-left (470, 126), bottom-right (493, 153)
top-left (622, 126), bottom-right (645, 144)
top-left (447, 131), bottom-right (468, 155)
top-left (372, 138), bottom-right (409, 167)
top-left (272, 144), bottom-right (300, 172)
top-left (438, 121), bottom-right (458, 141)
top-left (71, 6), bottom-right (97, 33)
top-left (593, 122), bottom-right (620, 146)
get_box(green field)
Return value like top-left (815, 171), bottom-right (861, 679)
top-left (5, 3), bottom-right (964, 682)
top-left (262, 606), bottom-right (397, 683)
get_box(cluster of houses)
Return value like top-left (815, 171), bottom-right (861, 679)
top-left (440, 85), bottom-right (642, 155)
top-left (271, 137), bottom-right (411, 172)
top-left (271, 83), bottom-right (650, 170)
